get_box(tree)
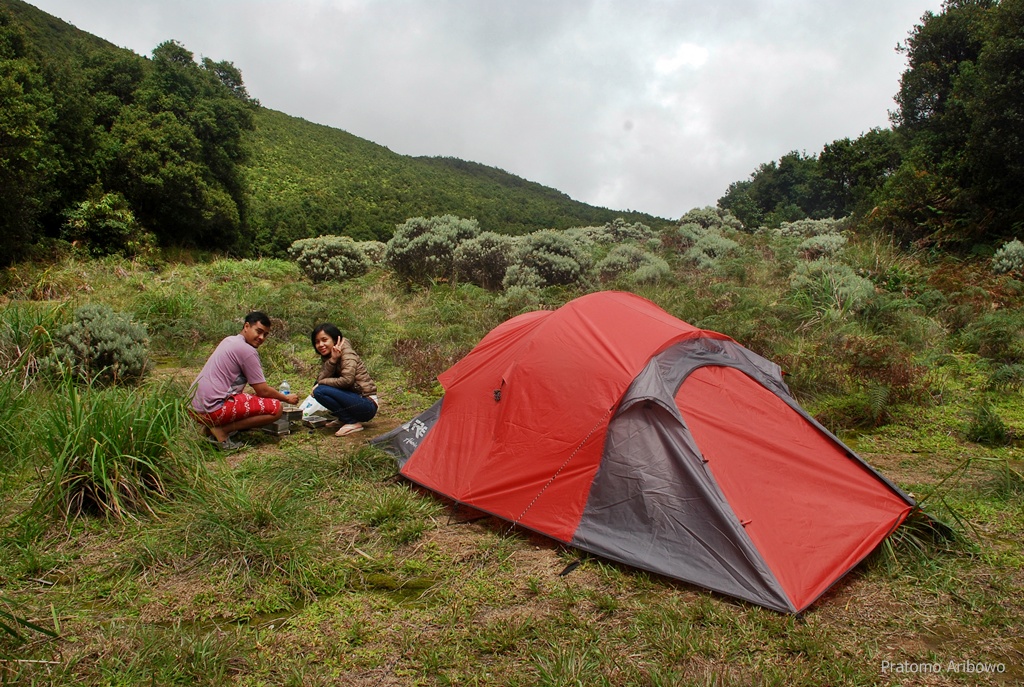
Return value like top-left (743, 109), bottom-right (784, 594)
top-left (818, 128), bottom-right (904, 216)
top-left (717, 151), bottom-right (831, 229)
top-left (963, 0), bottom-right (1024, 233)
top-left (105, 40), bottom-right (256, 249)
top-left (880, 0), bottom-right (999, 247)
top-left (0, 12), bottom-right (57, 265)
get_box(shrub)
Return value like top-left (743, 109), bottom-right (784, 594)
top-left (596, 244), bottom-right (670, 284)
top-left (678, 206), bottom-right (743, 231)
top-left (509, 230), bottom-right (592, 288)
top-left (561, 226), bottom-right (601, 250)
top-left (358, 240), bottom-right (388, 266)
top-left (773, 217), bottom-right (847, 238)
top-left (60, 191), bottom-right (156, 259)
top-left (496, 285), bottom-right (545, 316)
top-left (789, 259), bottom-right (876, 314)
top-left (672, 223), bottom-right (708, 251)
top-left (453, 232), bottom-right (517, 290)
top-left (288, 235), bottom-right (370, 283)
top-left (385, 215), bottom-right (481, 284)
top-left (631, 259), bottom-right (672, 284)
top-left (603, 218), bottom-right (655, 243)
top-left (684, 232), bottom-right (742, 270)
top-left (992, 239), bottom-right (1024, 276)
top-left (797, 233), bottom-right (848, 260)
top-left (46, 304), bottom-right (151, 385)
top-left (501, 263), bottom-right (546, 290)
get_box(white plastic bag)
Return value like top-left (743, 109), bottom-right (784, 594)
top-left (299, 394), bottom-right (331, 420)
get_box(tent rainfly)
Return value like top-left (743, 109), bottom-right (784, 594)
top-left (374, 291), bottom-right (916, 613)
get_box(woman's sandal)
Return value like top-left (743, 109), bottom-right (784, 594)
top-left (334, 423), bottom-right (364, 437)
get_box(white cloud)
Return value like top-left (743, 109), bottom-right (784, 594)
top-left (654, 43), bottom-right (710, 76)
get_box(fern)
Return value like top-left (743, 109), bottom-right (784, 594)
top-left (866, 382), bottom-right (891, 425)
top-left (987, 363), bottom-right (1024, 391)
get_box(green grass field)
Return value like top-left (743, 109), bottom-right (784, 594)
top-left (1, 242), bottom-right (1021, 685)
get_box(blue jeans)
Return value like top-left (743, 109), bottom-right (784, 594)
top-left (312, 385), bottom-right (377, 425)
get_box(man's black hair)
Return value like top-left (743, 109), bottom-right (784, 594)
top-left (244, 311), bottom-right (272, 327)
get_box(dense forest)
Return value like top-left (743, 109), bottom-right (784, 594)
top-left (720, 0), bottom-right (1024, 251)
top-left (0, 0), bottom-right (666, 266)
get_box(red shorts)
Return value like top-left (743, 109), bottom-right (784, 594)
top-left (194, 393), bottom-right (281, 427)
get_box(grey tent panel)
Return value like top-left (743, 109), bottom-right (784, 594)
top-left (571, 338), bottom-right (795, 612)
top-left (370, 398), bottom-right (443, 468)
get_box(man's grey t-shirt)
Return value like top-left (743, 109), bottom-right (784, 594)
top-left (190, 334), bottom-right (266, 413)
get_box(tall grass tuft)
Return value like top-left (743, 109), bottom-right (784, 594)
top-left (31, 376), bottom-right (204, 520)
top-left (0, 301), bottom-right (67, 384)
top-left (964, 402), bottom-right (1011, 446)
top-left (0, 372), bottom-right (28, 472)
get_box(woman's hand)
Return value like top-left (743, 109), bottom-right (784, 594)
top-left (330, 338), bottom-right (344, 362)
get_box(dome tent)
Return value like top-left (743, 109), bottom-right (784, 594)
top-left (375, 291), bottom-right (916, 613)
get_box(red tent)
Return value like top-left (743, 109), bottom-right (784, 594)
top-left (382, 291), bottom-right (915, 613)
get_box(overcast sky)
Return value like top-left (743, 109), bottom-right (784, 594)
top-left (29, 0), bottom-right (943, 220)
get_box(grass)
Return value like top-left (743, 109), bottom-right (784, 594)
top-left (0, 239), bottom-right (1022, 685)
top-left (29, 375), bottom-right (204, 520)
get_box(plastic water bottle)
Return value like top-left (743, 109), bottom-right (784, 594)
top-left (279, 380), bottom-right (290, 395)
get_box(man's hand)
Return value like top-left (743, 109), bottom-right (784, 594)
top-left (252, 381), bottom-right (299, 405)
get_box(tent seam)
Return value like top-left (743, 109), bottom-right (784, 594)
top-left (512, 404), bottom-right (615, 525)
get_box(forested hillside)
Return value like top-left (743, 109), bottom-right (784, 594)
top-left (0, 0), bottom-right (666, 266)
top-left (244, 108), bottom-right (667, 256)
top-left (719, 0), bottom-right (1024, 251)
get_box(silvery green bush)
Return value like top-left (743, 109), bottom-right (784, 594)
top-left (684, 232), bottom-right (742, 270)
top-left (597, 244), bottom-right (671, 283)
top-left (47, 304), bottom-right (151, 385)
top-left (508, 230), bottom-right (592, 288)
top-left (385, 215), bottom-right (481, 284)
top-left (501, 264), bottom-right (546, 290)
top-left (679, 206), bottom-right (744, 231)
top-left (563, 219), bottom-right (654, 248)
top-left (453, 232), bottom-right (518, 290)
top-left (992, 239), bottom-right (1024, 275)
top-left (798, 233), bottom-right (848, 260)
top-left (604, 218), bottom-right (655, 243)
top-left (773, 216), bottom-right (847, 238)
top-left (358, 240), bottom-right (388, 266)
top-left (790, 258), bottom-right (876, 313)
top-left (562, 226), bottom-right (601, 249)
top-left (288, 235), bottom-right (371, 283)
top-left (676, 222), bottom-right (708, 248)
